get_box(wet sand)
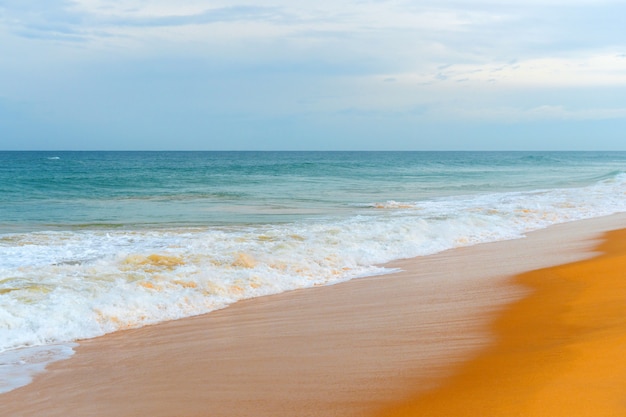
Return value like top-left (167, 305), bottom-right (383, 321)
top-left (1, 214), bottom-right (625, 417)
top-left (382, 225), bottom-right (626, 416)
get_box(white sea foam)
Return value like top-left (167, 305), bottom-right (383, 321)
top-left (1, 174), bottom-right (626, 373)
top-left (0, 344), bottom-right (76, 394)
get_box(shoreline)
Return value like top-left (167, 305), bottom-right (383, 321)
top-left (2, 214), bottom-right (626, 416)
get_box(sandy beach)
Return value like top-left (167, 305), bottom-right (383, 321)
top-left (383, 221), bottom-right (626, 416)
top-left (2, 214), bottom-right (626, 417)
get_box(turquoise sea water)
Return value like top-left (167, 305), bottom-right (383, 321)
top-left (3, 151), bottom-right (625, 231)
top-left (1, 151), bottom-right (626, 392)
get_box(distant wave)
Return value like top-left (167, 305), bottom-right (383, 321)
top-left (518, 154), bottom-right (559, 163)
top-left (593, 170), bottom-right (626, 182)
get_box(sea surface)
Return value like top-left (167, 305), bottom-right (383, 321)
top-left (2, 150), bottom-right (626, 392)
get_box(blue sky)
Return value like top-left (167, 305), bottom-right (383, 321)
top-left (1, 0), bottom-right (626, 150)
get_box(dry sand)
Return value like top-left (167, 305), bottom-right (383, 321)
top-left (2, 214), bottom-right (626, 417)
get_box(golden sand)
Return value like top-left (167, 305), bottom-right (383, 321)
top-left (2, 215), bottom-right (625, 417)
top-left (382, 228), bottom-right (626, 417)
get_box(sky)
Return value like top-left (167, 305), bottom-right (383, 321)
top-left (1, 0), bottom-right (626, 150)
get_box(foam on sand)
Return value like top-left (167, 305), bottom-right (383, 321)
top-left (1, 214), bottom-right (625, 417)
top-left (0, 344), bottom-right (76, 394)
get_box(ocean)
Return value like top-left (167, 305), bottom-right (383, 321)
top-left (2, 150), bottom-right (626, 392)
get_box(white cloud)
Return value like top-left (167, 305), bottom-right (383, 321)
top-left (379, 53), bottom-right (626, 88)
top-left (2, 1), bottom-right (624, 68)
top-left (431, 105), bottom-right (626, 123)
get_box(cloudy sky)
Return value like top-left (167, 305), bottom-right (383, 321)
top-left (1, 0), bottom-right (626, 150)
